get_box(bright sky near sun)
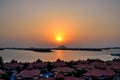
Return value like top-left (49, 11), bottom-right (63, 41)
top-left (0, 0), bottom-right (120, 48)
top-left (56, 36), bottom-right (62, 42)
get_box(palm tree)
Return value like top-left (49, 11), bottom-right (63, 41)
top-left (0, 56), bottom-right (3, 69)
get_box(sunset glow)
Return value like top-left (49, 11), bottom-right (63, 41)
top-left (56, 36), bottom-right (63, 42)
top-left (0, 0), bottom-right (120, 48)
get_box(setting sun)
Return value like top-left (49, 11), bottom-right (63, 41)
top-left (56, 36), bottom-right (63, 42)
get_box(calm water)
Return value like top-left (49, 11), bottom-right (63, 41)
top-left (0, 49), bottom-right (120, 62)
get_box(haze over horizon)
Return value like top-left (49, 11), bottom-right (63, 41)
top-left (0, 0), bottom-right (120, 48)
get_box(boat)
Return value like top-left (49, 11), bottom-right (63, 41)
top-left (0, 48), bottom-right (4, 50)
top-left (111, 53), bottom-right (120, 56)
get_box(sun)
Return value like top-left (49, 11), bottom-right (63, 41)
top-left (56, 36), bottom-right (63, 42)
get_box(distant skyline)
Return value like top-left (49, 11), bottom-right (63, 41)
top-left (0, 0), bottom-right (120, 48)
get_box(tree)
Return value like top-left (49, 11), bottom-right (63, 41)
top-left (0, 56), bottom-right (3, 69)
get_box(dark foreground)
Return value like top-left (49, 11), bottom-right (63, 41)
top-left (0, 56), bottom-right (120, 80)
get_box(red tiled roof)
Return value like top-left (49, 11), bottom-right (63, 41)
top-left (96, 64), bottom-right (107, 69)
top-left (52, 62), bottom-right (66, 67)
top-left (106, 61), bottom-right (120, 65)
top-left (74, 64), bottom-right (94, 69)
top-left (54, 72), bottom-right (64, 79)
top-left (4, 63), bottom-right (23, 68)
top-left (84, 68), bottom-right (102, 77)
top-left (102, 69), bottom-right (115, 76)
top-left (110, 64), bottom-right (120, 70)
top-left (32, 62), bottom-right (48, 68)
top-left (16, 66), bottom-right (40, 78)
top-left (84, 68), bottom-right (114, 77)
top-left (90, 62), bottom-right (104, 66)
top-left (78, 77), bottom-right (85, 80)
top-left (40, 77), bottom-right (55, 80)
top-left (52, 67), bottom-right (74, 73)
top-left (76, 60), bottom-right (89, 64)
top-left (64, 76), bottom-right (79, 80)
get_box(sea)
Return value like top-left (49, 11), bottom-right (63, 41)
top-left (0, 49), bottom-right (120, 62)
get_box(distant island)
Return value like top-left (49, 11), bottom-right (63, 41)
top-left (25, 48), bottom-right (53, 52)
top-left (3, 48), bottom-right (53, 52)
top-left (1, 46), bottom-right (120, 52)
top-left (52, 45), bottom-right (102, 51)
top-left (2, 47), bottom-right (102, 52)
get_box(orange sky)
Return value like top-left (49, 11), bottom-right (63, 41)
top-left (0, 0), bottom-right (120, 48)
